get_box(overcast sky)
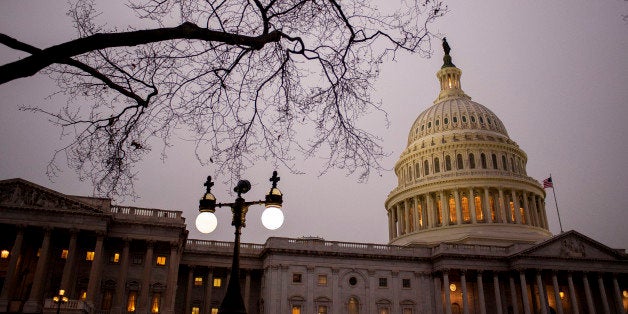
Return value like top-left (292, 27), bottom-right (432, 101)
top-left (1, 1), bottom-right (627, 249)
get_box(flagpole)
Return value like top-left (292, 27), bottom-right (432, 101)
top-left (549, 174), bottom-right (563, 233)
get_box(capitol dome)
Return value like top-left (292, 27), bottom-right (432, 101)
top-left (385, 39), bottom-right (552, 246)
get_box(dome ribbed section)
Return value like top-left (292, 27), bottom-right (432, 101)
top-left (384, 40), bottom-right (551, 247)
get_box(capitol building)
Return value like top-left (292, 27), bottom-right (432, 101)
top-left (0, 43), bottom-right (626, 314)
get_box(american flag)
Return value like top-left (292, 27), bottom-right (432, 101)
top-left (543, 177), bottom-right (553, 189)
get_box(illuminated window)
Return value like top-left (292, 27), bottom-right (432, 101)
top-left (61, 249), bottom-right (68, 259)
top-left (510, 201), bottom-right (515, 222)
top-left (127, 291), bottom-right (137, 312)
top-left (292, 305), bottom-right (301, 314)
top-left (111, 252), bottom-right (120, 263)
top-left (80, 291), bottom-right (87, 300)
top-left (403, 309), bottom-right (413, 314)
top-left (318, 305), bottom-right (328, 314)
top-left (520, 207), bottom-right (526, 224)
top-left (379, 308), bottom-right (390, 314)
top-left (318, 274), bottom-right (327, 286)
top-left (211, 308), bottom-right (219, 314)
top-left (462, 196), bottom-right (470, 222)
top-left (292, 273), bottom-right (302, 283)
top-left (475, 196), bottom-right (483, 220)
top-left (417, 203), bottom-right (423, 227)
top-left (151, 293), bottom-right (161, 313)
top-left (348, 297), bottom-right (359, 314)
top-left (436, 199), bottom-right (442, 225)
top-left (490, 196), bottom-right (496, 222)
top-left (1, 250), bottom-right (9, 259)
top-left (191, 307), bottom-right (200, 314)
top-left (194, 277), bottom-right (203, 286)
top-left (449, 197), bottom-right (456, 223)
top-left (86, 251), bottom-right (95, 261)
top-left (213, 278), bottom-right (222, 287)
top-left (156, 256), bottom-right (166, 266)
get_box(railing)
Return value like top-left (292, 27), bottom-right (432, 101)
top-left (109, 205), bottom-right (184, 222)
top-left (43, 299), bottom-right (93, 313)
top-left (391, 170), bottom-right (542, 193)
top-left (431, 242), bottom-right (510, 255)
top-left (185, 239), bottom-right (265, 255)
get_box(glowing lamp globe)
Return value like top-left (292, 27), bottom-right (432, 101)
top-left (261, 206), bottom-right (284, 230)
top-left (196, 211), bottom-right (218, 233)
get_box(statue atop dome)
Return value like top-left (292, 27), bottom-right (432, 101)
top-left (441, 37), bottom-right (456, 68)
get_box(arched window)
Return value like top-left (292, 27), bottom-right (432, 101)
top-left (469, 153), bottom-right (476, 169)
top-left (456, 154), bottom-right (464, 170)
top-left (415, 163), bottom-right (420, 178)
top-left (510, 157), bottom-right (515, 172)
top-left (407, 165), bottom-right (412, 181)
top-left (481, 153), bottom-right (487, 169)
top-left (491, 154), bottom-right (498, 169)
top-left (423, 160), bottom-right (430, 175)
top-left (461, 196), bottom-right (470, 222)
top-left (449, 197), bottom-right (456, 223)
top-left (502, 155), bottom-right (508, 170)
top-left (348, 297), bottom-right (359, 314)
top-left (434, 158), bottom-right (440, 173)
top-left (445, 156), bottom-right (452, 171)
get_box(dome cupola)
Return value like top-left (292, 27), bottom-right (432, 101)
top-left (385, 39), bottom-right (551, 246)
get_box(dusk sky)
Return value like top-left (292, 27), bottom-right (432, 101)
top-left (1, 1), bottom-right (627, 249)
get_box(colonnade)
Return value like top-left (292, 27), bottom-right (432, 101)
top-left (434, 269), bottom-right (626, 314)
top-left (0, 226), bottom-right (181, 314)
top-left (388, 186), bottom-right (547, 239)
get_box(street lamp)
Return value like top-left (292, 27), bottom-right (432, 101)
top-left (196, 171), bottom-right (284, 314)
top-left (52, 289), bottom-right (68, 314)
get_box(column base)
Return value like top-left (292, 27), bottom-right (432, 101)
top-left (21, 300), bottom-right (42, 313)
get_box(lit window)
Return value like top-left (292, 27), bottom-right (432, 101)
top-left (151, 293), bottom-right (161, 313)
top-left (111, 252), bottom-right (120, 263)
top-left (213, 278), bottom-right (222, 287)
top-left (292, 273), bottom-right (302, 283)
top-left (194, 277), bottom-right (203, 286)
top-left (318, 305), bottom-right (328, 314)
top-left (191, 307), bottom-right (200, 314)
top-left (378, 277), bottom-right (387, 287)
top-left (80, 291), bottom-right (87, 300)
top-left (379, 308), bottom-right (390, 314)
top-left (127, 291), bottom-right (137, 312)
top-left (402, 278), bottom-right (411, 288)
top-left (61, 249), bottom-right (68, 259)
top-left (156, 256), bottom-right (166, 266)
top-left (403, 309), bottom-right (413, 314)
top-left (318, 274), bottom-right (327, 286)
top-left (1, 250), bottom-right (9, 259)
top-left (86, 251), bottom-right (95, 261)
top-left (211, 308), bottom-right (219, 314)
top-left (292, 305), bottom-right (301, 314)
top-left (449, 283), bottom-right (457, 292)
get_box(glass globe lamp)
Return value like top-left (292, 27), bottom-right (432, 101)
top-left (196, 211), bottom-right (218, 233)
top-left (261, 205), bottom-right (284, 230)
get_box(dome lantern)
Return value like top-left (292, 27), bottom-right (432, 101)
top-left (435, 38), bottom-right (470, 103)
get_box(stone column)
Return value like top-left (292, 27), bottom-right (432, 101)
top-left (397, 204), bottom-right (404, 236)
top-left (520, 271), bottom-right (531, 314)
top-left (24, 228), bottom-right (52, 313)
top-left (441, 191), bottom-right (449, 226)
top-left (185, 267), bottom-right (194, 314)
top-left (535, 271), bottom-right (547, 314)
top-left (484, 188), bottom-right (492, 223)
top-left (244, 270), bottom-right (251, 312)
top-left (530, 195), bottom-right (540, 227)
top-left (113, 238), bottom-right (131, 314)
top-left (388, 211), bottom-right (393, 240)
top-left (454, 190), bottom-right (462, 224)
top-left (138, 240), bottom-right (155, 312)
top-left (493, 272), bottom-right (503, 314)
top-left (612, 274), bottom-right (626, 314)
top-left (567, 272), bottom-right (580, 314)
top-left (540, 200), bottom-right (549, 229)
top-left (582, 273), bottom-right (596, 314)
top-left (511, 190), bottom-right (521, 224)
top-left (414, 196), bottom-right (421, 230)
top-left (522, 192), bottom-right (531, 225)
top-left (443, 271), bottom-right (452, 314)
top-left (477, 271), bottom-right (486, 314)
top-left (509, 275), bottom-right (519, 314)
top-left (552, 271), bottom-right (564, 314)
top-left (469, 188), bottom-right (477, 223)
top-left (404, 199), bottom-right (411, 233)
top-left (597, 274), bottom-right (610, 314)
top-left (0, 226), bottom-right (24, 310)
top-left (60, 230), bottom-right (79, 295)
top-left (203, 269), bottom-right (213, 314)
top-left (164, 242), bottom-right (180, 314)
top-left (461, 271), bottom-right (469, 314)
top-left (498, 189), bottom-right (507, 223)
top-left (434, 274), bottom-right (444, 314)
top-left (391, 206), bottom-right (398, 238)
top-left (87, 233), bottom-right (105, 304)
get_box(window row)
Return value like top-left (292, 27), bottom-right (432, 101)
top-left (192, 276), bottom-right (223, 288)
top-left (290, 296), bottom-right (415, 314)
top-left (400, 152), bottom-right (525, 183)
top-left (291, 274), bottom-right (412, 289)
top-left (415, 113), bottom-right (502, 135)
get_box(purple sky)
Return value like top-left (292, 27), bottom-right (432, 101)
top-left (1, 1), bottom-right (627, 249)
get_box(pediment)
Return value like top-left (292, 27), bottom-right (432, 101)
top-left (511, 230), bottom-right (625, 261)
top-left (0, 178), bottom-right (104, 214)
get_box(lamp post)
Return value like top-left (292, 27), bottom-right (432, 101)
top-left (52, 289), bottom-right (68, 314)
top-left (196, 171), bottom-right (284, 314)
